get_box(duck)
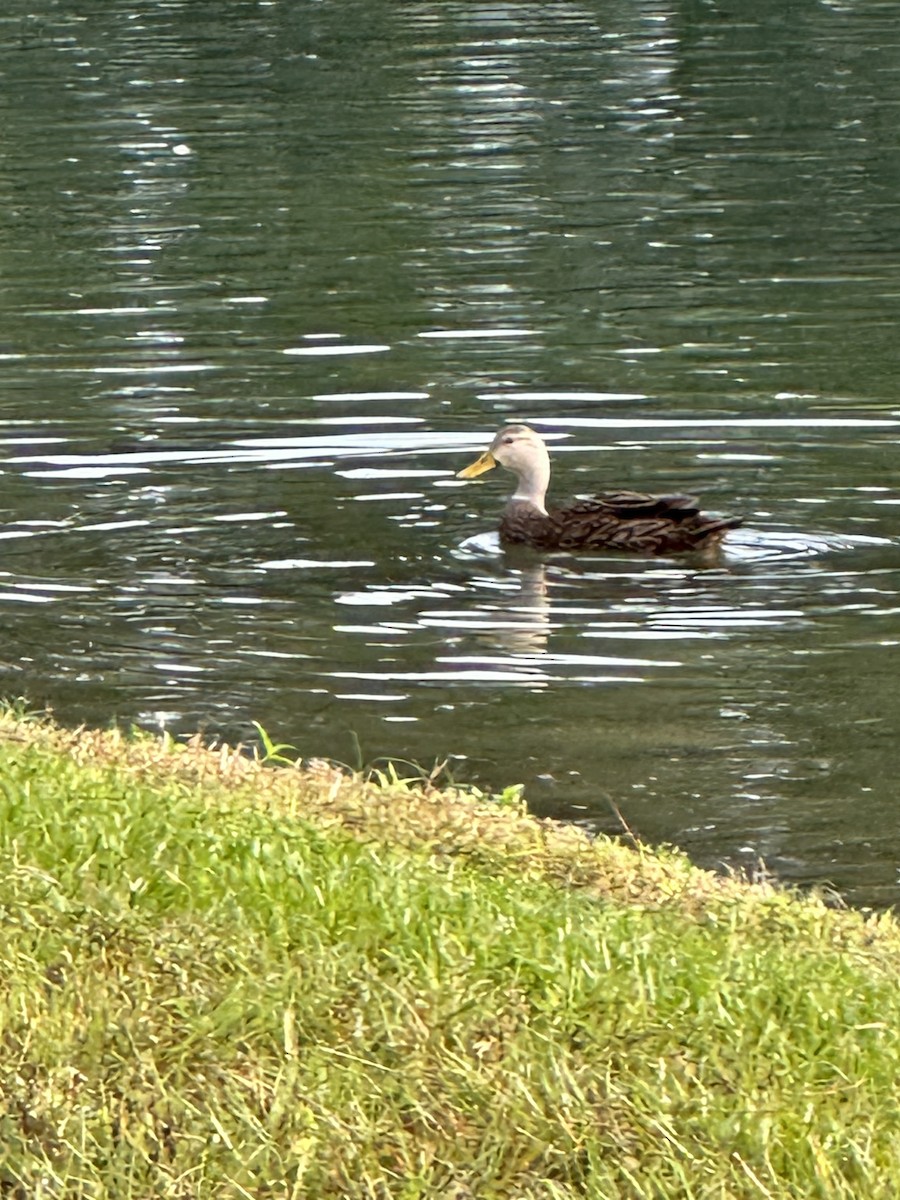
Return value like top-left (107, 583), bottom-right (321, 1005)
top-left (457, 424), bottom-right (743, 555)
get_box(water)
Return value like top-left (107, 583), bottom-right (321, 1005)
top-left (2, 0), bottom-right (900, 906)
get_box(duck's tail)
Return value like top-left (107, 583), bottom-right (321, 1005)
top-left (693, 513), bottom-right (743, 546)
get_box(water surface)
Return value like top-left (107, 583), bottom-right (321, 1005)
top-left (2, 0), bottom-right (900, 905)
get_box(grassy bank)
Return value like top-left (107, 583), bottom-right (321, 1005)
top-left (2, 711), bottom-right (900, 1198)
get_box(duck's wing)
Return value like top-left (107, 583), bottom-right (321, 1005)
top-left (559, 491), bottom-right (703, 521)
top-left (547, 492), bottom-right (742, 553)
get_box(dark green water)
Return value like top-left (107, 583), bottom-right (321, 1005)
top-left (2, 0), bottom-right (900, 905)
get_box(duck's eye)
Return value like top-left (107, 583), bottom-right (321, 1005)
top-left (502, 436), bottom-right (514, 445)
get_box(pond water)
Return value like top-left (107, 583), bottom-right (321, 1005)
top-left (2, 0), bottom-right (900, 906)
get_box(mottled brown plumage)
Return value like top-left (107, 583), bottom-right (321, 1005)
top-left (457, 424), bottom-right (742, 555)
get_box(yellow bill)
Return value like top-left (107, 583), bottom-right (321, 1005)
top-left (457, 451), bottom-right (497, 479)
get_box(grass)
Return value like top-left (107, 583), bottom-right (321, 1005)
top-left (2, 710), bottom-right (900, 1197)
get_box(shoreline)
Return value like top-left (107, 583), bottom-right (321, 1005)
top-left (2, 708), bottom-right (899, 1197)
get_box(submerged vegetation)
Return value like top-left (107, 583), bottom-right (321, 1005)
top-left (2, 708), bottom-right (900, 1198)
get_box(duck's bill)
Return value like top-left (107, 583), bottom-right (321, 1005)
top-left (457, 451), bottom-right (497, 479)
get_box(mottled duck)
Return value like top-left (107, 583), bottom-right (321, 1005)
top-left (457, 424), bottom-right (742, 555)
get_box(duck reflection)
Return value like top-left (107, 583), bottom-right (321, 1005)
top-left (472, 561), bottom-right (552, 656)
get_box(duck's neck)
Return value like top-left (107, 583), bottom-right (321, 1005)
top-left (508, 453), bottom-right (550, 516)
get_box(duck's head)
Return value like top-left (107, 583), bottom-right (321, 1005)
top-left (457, 424), bottom-right (551, 512)
top-left (457, 424), bottom-right (548, 480)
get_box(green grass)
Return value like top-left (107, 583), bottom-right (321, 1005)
top-left (2, 712), bottom-right (900, 1197)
